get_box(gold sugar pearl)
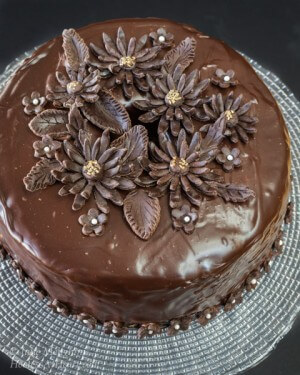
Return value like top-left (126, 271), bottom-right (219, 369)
top-left (166, 89), bottom-right (182, 105)
top-left (225, 109), bottom-right (235, 121)
top-left (119, 56), bottom-right (136, 68)
top-left (83, 160), bottom-right (101, 177)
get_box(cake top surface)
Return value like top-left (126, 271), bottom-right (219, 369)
top-left (0, 18), bottom-right (290, 285)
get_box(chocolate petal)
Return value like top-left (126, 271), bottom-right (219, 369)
top-left (69, 178), bottom-right (86, 194)
top-left (231, 94), bottom-right (243, 111)
top-left (72, 193), bottom-right (86, 210)
top-left (102, 31), bottom-right (121, 58)
top-left (182, 115), bottom-right (194, 134)
top-left (94, 190), bottom-right (109, 213)
top-left (101, 178), bottom-right (119, 189)
top-left (117, 177), bottom-right (136, 190)
top-left (139, 111), bottom-right (158, 123)
top-left (170, 119), bottom-right (180, 136)
top-left (80, 183), bottom-right (93, 199)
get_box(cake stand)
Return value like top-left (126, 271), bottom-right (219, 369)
top-left (0, 51), bottom-right (299, 375)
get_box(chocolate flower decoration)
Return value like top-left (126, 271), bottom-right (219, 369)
top-left (197, 91), bottom-right (258, 143)
top-left (134, 66), bottom-right (209, 136)
top-left (78, 208), bottom-right (108, 236)
top-left (0, 245), bottom-right (7, 261)
top-left (26, 278), bottom-right (47, 300)
top-left (33, 135), bottom-right (61, 158)
top-left (224, 291), bottom-right (243, 312)
top-left (103, 321), bottom-right (128, 337)
top-left (148, 120), bottom-right (225, 208)
top-left (216, 146), bottom-right (241, 172)
top-left (47, 299), bottom-right (70, 317)
top-left (77, 313), bottom-right (97, 330)
top-left (245, 270), bottom-right (261, 292)
top-left (171, 203), bottom-right (198, 234)
top-left (89, 27), bottom-right (163, 99)
top-left (137, 323), bottom-right (161, 339)
top-left (47, 68), bottom-right (101, 108)
top-left (22, 91), bottom-right (47, 115)
top-left (197, 306), bottom-right (220, 326)
top-left (149, 27), bottom-right (174, 48)
top-left (52, 128), bottom-right (132, 212)
top-left (167, 316), bottom-right (192, 336)
top-left (211, 68), bottom-right (238, 88)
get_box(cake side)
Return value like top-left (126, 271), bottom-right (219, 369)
top-left (0, 18), bottom-right (291, 333)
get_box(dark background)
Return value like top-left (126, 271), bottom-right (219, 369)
top-left (0, 0), bottom-right (299, 374)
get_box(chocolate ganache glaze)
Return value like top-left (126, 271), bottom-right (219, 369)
top-left (0, 18), bottom-right (291, 333)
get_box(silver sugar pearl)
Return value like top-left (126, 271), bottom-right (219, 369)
top-left (112, 327), bottom-right (118, 334)
top-left (205, 313), bottom-right (212, 320)
top-left (174, 323), bottom-right (180, 330)
top-left (251, 278), bottom-right (257, 285)
top-left (183, 215), bottom-right (191, 223)
top-left (44, 146), bottom-right (50, 153)
top-left (231, 299), bottom-right (236, 304)
top-left (227, 154), bottom-right (234, 161)
top-left (279, 240), bottom-right (283, 246)
top-left (32, 98), bottom-right (39, 105)
top-left (148, 329), bottom-right (153, 335)
top-left (158, 35), bottom-right (166, 43)
top-left (91, 218), bottom-right (98, 225)
top-left (223, 75), bottom-right (230, 82)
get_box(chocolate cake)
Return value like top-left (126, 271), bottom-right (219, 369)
top-left (0, 18), bottom-right (291, 338)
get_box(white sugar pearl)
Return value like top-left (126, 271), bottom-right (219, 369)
top-left (148, 330), bottom-right (153, 335)
top-left (174, 323), bottom-right (180, 330)
top-left (227, 154), bottom-right (234, 161)
top-left (112, 328), bottom-right (118, 334)
top-left (205, 313), bottom-right (212, 320)
top-left (183, 215), bottom-right (191, 223)
top-left (158, 35), bottom-right (166, 43)
top-left (44, 146), bottom-right (50, 153)
top-left (279, 240), bottom-right (283, 246)
top-left (32, 98), bottom-right (39, 105)
top-left (91, 218), bottom-right (98, 225)
top-left (251, 278), bottom-right (257, 285)
top-left (231, 299), bottom-right (236, 304)
top-left (223, 75), bottom-right (230, 82)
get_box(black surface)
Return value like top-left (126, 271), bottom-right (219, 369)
top-left (0, 0), bottom-right (299, 374)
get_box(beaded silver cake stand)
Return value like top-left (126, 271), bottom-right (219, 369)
top-left (0, 51), bottom-right (299, 375)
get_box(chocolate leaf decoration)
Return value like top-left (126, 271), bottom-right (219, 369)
top-left (214, 183), bottom-right (255, 203)
top-left (29, 109), bottom-right (69, 139)
top-left (201, 116), bottom-right (225, 153)
top-left (124, 189), bottom-right (161, 240)
top-left (62, 28), bottom-right (89, 71)
top-left (81, 91), bottom-right (131, 135)
top-left (163, 37), bottom-right (196, 74)
top-left (111, 125), bottom-right (148, 177)
top-left (23, 159), bottom-right (61, 192)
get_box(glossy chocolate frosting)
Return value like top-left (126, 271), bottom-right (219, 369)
top-left (0, 18), bottom-right (291, 324)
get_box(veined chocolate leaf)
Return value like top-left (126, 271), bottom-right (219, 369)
top-left (124, 189), bottom-right (161, 240)
top-left (29, 109), bottom-right (69, 139)
top-left (23, 159), bottom-right (61, 192)
top-left (214, 183), bottom-right (255, 203)
top-left (62, 28), bottom-right (89, 71)
top-left (163, 37), bottom-right (196, 74)
top-left (81, 90), bottom-right (131, 135)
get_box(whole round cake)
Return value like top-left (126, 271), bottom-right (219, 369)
top-left (0, 18), bottom-right (291, 338)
